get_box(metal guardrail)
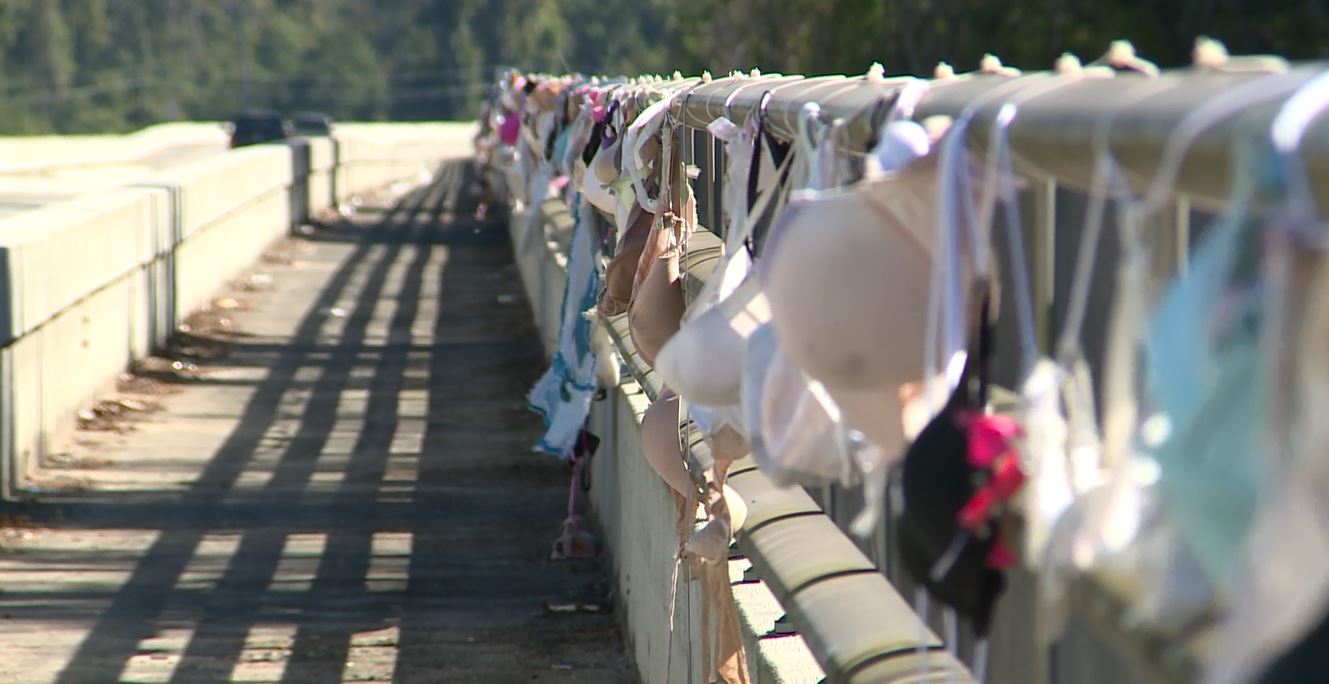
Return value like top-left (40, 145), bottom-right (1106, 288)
top-left (501, 55), bottom-right (1328, 682)
top-left (671, 63), bottom-right (1329, 211)
top-left (594, 281), bottom-right (974, 683)
top-left (649, 59), bottom-right (1319, 683)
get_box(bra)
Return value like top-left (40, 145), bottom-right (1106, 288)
top-left (761, 121), bottom-right (945, 457)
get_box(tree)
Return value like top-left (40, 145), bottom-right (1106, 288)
top-left (0, 0), bottom-right (1326, 134)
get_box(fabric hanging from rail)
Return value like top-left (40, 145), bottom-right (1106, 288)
top-left (527, 194), bottom-right (605, 458)
top-left (475, 59), bottom-right (1329, 684)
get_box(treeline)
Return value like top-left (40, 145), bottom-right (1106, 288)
top-left (0, 0), bottom-right (1325, 134)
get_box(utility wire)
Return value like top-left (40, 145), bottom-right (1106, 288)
top-left (0, 73), bottom-right (493, 107)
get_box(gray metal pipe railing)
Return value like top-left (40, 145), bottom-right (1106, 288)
top-left (654, 62), bottom-right (1329, 683)
top-left (671, 64), bottom-right (1329, 213)
top-left (538, 58), bottom-right (1329, 682)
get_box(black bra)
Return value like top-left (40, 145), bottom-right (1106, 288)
top-left (897, 282), bottom-right (1006, 637)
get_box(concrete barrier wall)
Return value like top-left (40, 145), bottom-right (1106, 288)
top-left (504, 204), bottom-right (692, 681)
top-left (308, 138), bottom-right (336, 216)
top-left (334, 123), bottom-right (476, 199)
top-left (506, 191), bottom-right (825, 683)
top-left (589, 381), bottom-right (707, 683)
top-left (504, 144), bottom-right (1151, 684)
top-left (168, 146), bottom-right (294, 320)
top-left (0, 122), bottom-right (474, 498)
top-left (504, 201), bottom-right (672, 676)
top-left (510, 203), bottom-right (567, 357)
top-left (0, 122), bottom-right (230, 175)
top-left (0, 187), bottom-right (168, 491)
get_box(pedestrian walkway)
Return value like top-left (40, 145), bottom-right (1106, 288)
top-left (0, 161), bottom-right (631, 684)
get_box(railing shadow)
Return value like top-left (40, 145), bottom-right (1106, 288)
top-left (8, 161), bottom-right (628, 683)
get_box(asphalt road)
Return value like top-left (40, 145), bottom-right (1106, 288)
top-left (0, 161), bottom-right (631, 684)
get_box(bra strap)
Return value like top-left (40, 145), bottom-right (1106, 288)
top-left (744, 92), bottom-right (774, 218)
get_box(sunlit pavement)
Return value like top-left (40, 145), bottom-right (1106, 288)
top-left (0, 162), bottom-right (631, 684)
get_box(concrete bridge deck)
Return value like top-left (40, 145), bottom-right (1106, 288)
top-left (0, 161), bottom-right (630, 683)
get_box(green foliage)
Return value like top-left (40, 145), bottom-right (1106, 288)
top-left (0, 0), bottom-right (1326, 133)
top-left (667, 0), bottom-right (1329, 77)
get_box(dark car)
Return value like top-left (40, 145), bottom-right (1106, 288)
top-left (228, 111), bottom-right (291, 148)
top-left (290, 112), bottom-right (334, 137)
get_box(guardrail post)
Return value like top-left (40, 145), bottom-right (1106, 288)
top-left (129, 182), bottom-right (182, 348)
top-left (329, 137), bottom-right (341, 209)
top-left (1033, 179), bottom-right (1057, 352)
top-left (0, 319), bottom-right (13, 501)
top-left (1174, 195), bottom-right (1191, 275)
top-left (709, 135), bottom-right (723, 235)
top-left (289, 138), bottom-right (312, 232)
top-left (1148, 195), bottom-right (1192, 290)
top-left (0, 246), bottom-right (11, 497)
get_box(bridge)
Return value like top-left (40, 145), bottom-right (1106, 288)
top-left (0, 45), bottom-right (1323, 684)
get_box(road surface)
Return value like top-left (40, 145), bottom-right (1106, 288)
top-left (0, 161), bottom-right (631, 684)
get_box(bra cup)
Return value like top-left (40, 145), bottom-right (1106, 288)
top-left (902, 407), bottom-right (975, 543)
top-left (621, 97), bottom-right (670, 212)
top-left (709, 423), bottom-right (750, 466)
top-left (763, 175), bottom-right (936, 396)
top-left (581, 168), bottom-right (618, 216)
top-left (716, 113), bottom-right (777, 233)
top-left (743, 323), bottom-right (852, 487)
top-left (1147, 219), bottom-right (1263, 584)
top-left (628, 251), bottom-right (685, 367)
top-left (898, 510), bottom-right (1003, 624)
top-left (825, 384), bottom-right (907, 459)
top-left (693, 402), bottom-right (747, 440)
top-left (655, 309), bottom-right (735, 404)
top-left (709, 403), bottom-right (747, 438)
top-left (499, 112), bottom-right (520, 146)
top-left (638, 133), bottom-right (661, 169)
top-left (625, 120), bottom-right (688, 368)
top-left (641, 389), bottom-right (694, 496)
top-left (569, 158), bottom-right (587, 202)
top-left (591, 136), bottom-right (623, 184)
top-left (532, 109), bottom-right (558, 159)
top-left (632, 133), bottom-right (663, 211)
top-left (898, 404), bottom-right (1005, 631)
top-left (597, 209), bottom-right (653, 317)
top-left (722, 484), bottom-right (748, 532)
top-left (898, 281), bottom-right (1006, 635)
top-left (598, 239), bottom-right (646, 316)
top-left (529, 83), bottom-right (561, 112)
top-left (655, 278), bottom-right (769, 407)
top-left (561, 116), bottom-right (592, 172)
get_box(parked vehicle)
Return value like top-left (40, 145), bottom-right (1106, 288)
top-left (291, 112), bottom-right (335, 137)
top-left (228, 111), bottom-right (291, 148)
